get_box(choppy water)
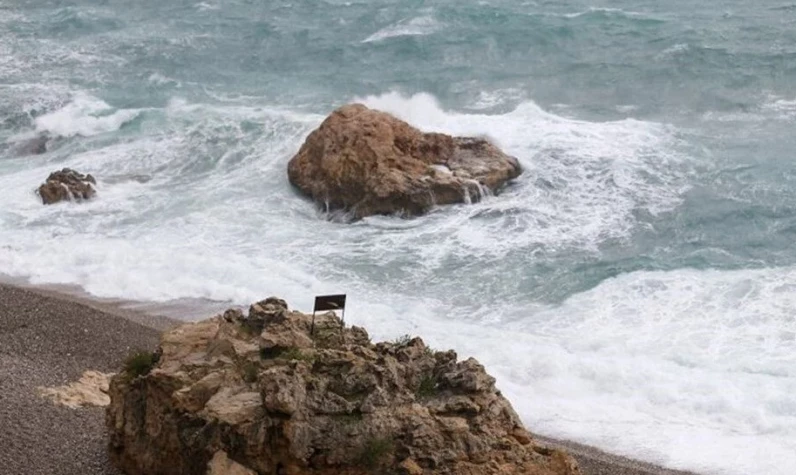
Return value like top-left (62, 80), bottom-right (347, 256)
top-left (2, 1), bottom-right (796, 473)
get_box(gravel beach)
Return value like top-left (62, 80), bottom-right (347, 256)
top-left (0, 282), bottom-right (697, 475)
top-left (0, 283), bottom-right (174, 475)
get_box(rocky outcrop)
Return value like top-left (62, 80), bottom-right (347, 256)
top-left (287, 104), bottom-right (522, 219)
top-left (37, 168), bottom-right (96, 205)
top-left (106, 298), bottom-right (580, 475)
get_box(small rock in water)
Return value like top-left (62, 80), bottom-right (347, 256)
top-left (37, 168), bottom-right (97, 205)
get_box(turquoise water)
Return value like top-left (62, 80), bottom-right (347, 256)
top-left (1, 1), bottom-right (795, 473)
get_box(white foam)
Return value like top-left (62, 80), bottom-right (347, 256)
top-left (467, 88), bottom-right (527, 110)
top-left (34, 93), bottom-right (143, 137)
top-left (562, 7), bottom-right (649, 19)
top-left (194, 2), bottom-right (219, 11)
top-left (147, 72), bottom-right (182, 87)
top-left (616, 104), bottom-right (639, 113)
top-left (363, 15), bottom-right (442, 43)
top-left (498, 268), bottom-right (796, 475)
top-left (702, 95), bottom-right (796, 123)
top-left (761, 95), bottom-right (796, 120)
top-left (356, 91), bottom-right (690, 255)
top-left (656, 43), bottom-right (691, 60)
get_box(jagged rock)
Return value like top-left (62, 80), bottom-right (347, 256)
top-left (106, 299), bottom-right (580, 475)
top-left (287, 104), bottom-right (522, 219)
top-left (37, 168), bottom-right (96, 205)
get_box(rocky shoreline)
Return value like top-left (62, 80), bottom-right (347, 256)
top-left (0, 281), bottom-right (697, 475)
top-left (106, 297), bottom-right (581, 474)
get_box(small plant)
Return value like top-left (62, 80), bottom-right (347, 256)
top-left (359, 437), bottom-right (394, 469)
top-left (392, 334), bottom-right (412, 346)
top-left (416, 374), bottom-right (438, 400)
top-left (260, 346), bottom-right (285, 359)
top-left (312, 326), bottom-right (343, 349)
top-left (241, 361), bottom-right (259, 383)
top-left (260, 346), bottom-right (315, 363)
top-left (280, 347), bottom-right (316, 363)
top-left (335, 412), bottom-right (364, 426)
top-left (123, 350), bottom-right (159, 378)
top-left (238, 321), bottom-right (257, 336)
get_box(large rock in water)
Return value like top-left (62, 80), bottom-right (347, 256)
top-left (37, 168), bottom-right (96, 205)
top-left (287, 104), bottom-right (522, 219)
top-left (106, 299), bottom-right (580, 475)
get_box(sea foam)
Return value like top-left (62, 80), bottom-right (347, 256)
top-left (34, 93), bottom-right (143, 138)
top-left (362, 15), bottom-right (442, 43)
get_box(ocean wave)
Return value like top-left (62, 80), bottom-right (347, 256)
top-left (354, 92), bottom-right (691, 256)
top-left (466, 88), bottom-right (527, 111)
top-left (362, 15), bottom-right (442, 43)
top-left (560, 7), bottom-right (662, 22)
top-left (656, 43), bottom-right (690, 59)
top-left (701, 95), bottom-right (796, 123)
top-left (768, 3), bottom-right (796, 11)
top-left (761, 96), bottom-right (796, 120)
top-left (497, 266), bottom-right (796, 475)
top-left (33, 93), bottom-right (143, 138)
top-left (194, 2), bottom-right (220, 12)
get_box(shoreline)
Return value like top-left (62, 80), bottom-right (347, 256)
top-left (0, 273), bottom-right (233, 323)
top-left (0, 280), bottom-right (698, 475)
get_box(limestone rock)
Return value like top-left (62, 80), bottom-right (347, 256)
top-left (207, 451), bottom-right (257, 475)
top-left (287, 104), bottom-right (522, 219)
top-left (106, 299), bottom-right (580, 475)
top-left (37, 168), bottom-right (97, 205)
top-left (38, 370), bottom-right (113, 408)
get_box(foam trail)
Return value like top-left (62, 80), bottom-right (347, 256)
top-left (363, 15), bottom-right (442, 43)
top-left (356, 92), bottom-right (691, 254)
top-left (34, 93), bottom-right (143, 137)
top-left (561, 7), bottom-right (653, 19)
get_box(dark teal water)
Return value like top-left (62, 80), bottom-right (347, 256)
top-left (1, 2), bottom-right (795, 473)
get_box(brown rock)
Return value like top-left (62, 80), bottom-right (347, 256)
top-left (287, 104), bottom-right (522, 219)
top-left (399, 457), bottom-right (424, 475)
top-left (37, 168), bottom-right (96, 205)
top-left (207, 451), bottom-right (257, 475)
top-left (511, 427), bottom-right (533, 446)
top-left (37, 370), bottom-right (113, 409)
top-left (106, 300), bottom-right (580, 475)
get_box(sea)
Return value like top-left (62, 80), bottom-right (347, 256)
top-left (1, 1), bottom-right (795, 473)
